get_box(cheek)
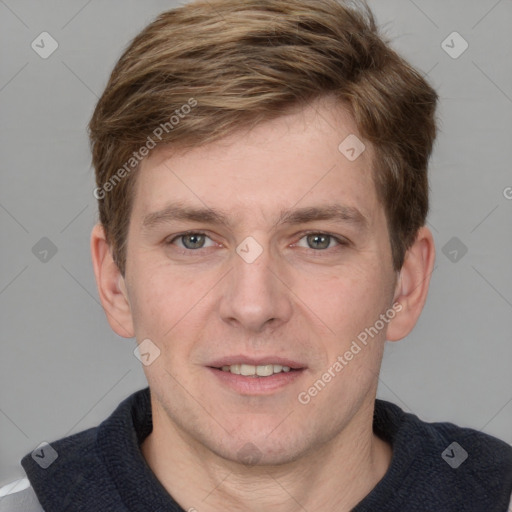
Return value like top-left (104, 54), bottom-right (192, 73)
top-left (128, 264), bottom-right (217, 349)
top-left (127, 269), bottom-right (181, 336)
top-left (302, 270), bottom-right (390, 399)
top-left (304, 264), bottom-right (389, 333)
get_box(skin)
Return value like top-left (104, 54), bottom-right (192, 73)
top-left (91, 96), bottom-right (435, 511)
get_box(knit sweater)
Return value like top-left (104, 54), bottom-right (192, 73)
top-left (1, 387), bottom-right (511, 511)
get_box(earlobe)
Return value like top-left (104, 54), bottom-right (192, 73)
top-left (90, 223), bottom-right (134, 338)
top-left (386, 226), bottom-right (436, 342)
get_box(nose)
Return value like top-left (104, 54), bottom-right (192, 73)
top-left (218, 238), bottom-right (293, 333)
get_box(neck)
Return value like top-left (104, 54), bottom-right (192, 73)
top-left (141, 397), bottom-right (392, 512)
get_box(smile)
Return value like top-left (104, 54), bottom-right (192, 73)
top-left (219, 364), bottom-right (292, 376)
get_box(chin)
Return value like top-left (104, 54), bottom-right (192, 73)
top-left (205, 429), bottom-right (312, 468)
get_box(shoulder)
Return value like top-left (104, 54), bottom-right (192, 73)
top-left (377, 398), bottom-right (512, 470)
top-left (20, 425), bottom-right (111, 506)
top-left (373, 399), bottom-right (512, 510)
top-left (16, 426), bottom-right (124, 511)
top-left (21, 425), bottom-right (101, 480)
top-left (413, 411), bottom-right (512, 472)
top-left (431, 419), bottom-right (512, 498)
top-left (0, 477), bottom-right (44, 511)
top-left (17, 389), bottom-right (150, 511)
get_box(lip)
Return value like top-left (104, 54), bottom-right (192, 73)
top-left (208, 367), bottom-right (306, 395)
top-left (207, 355), bottom-right (306, 370)
top-left (206, 355), bottom-right (307, 395)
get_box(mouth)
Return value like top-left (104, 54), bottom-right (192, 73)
top-left (217, 363), bottom-right (296, 377)
top-left (207, 357), bottom-right (306, 394)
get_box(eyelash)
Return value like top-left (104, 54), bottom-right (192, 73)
top-left (165, 230), bottom-right (349, 254)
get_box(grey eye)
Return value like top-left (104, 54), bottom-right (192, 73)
top-left (173, 233), bottom-right (215, 250)
top-left (304, 234), bottom-right (334, 250)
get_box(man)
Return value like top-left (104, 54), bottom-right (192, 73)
top-left (1, 0), bottom-right (511, 510)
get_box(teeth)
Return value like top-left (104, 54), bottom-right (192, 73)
top-left (220, 364), bottom-right (294, 376)
top-left (240, 364), bottom-right (256, 376)
top-left (256, 364), bottom-right (273, 377)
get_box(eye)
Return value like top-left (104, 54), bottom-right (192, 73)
top-left (167, 231), bottom-right (216, 250)
top-left (165, 231), bottom-right (348, 253)
top-left (295, 232), bottom-right (348, 251)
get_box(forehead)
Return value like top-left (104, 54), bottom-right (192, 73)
top-left (131, 98), bottom-right (380, 228)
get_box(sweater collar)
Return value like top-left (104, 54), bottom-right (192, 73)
top-left (23, 387), bottom-right (418, 511)
top-left (97, 387), bottom-right (417, 510)
top-left (96, 387), bottom-right (185, 511)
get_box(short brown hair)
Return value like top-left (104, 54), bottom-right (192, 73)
top-left (88, 0), bottom-right (438, 276)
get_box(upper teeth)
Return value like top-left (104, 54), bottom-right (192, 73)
top-left (221, 364), bottom-right (292, 376)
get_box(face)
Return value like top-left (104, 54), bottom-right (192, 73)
top-left (121, 98), bottom-right (399, 465)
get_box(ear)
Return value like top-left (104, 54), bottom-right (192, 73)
top-left (386, 226), bottom-right (435, 342)
top-left (90, 223), bottom-right (134, 338)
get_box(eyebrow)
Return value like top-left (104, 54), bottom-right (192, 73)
top-left (141, 202), bottom-right (369, 232)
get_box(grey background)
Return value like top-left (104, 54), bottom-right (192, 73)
top-left (1, 0), bottom-right (511, 486)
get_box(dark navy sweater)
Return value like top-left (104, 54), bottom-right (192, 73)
top-left (7, 387), bottom-right (512, 511)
